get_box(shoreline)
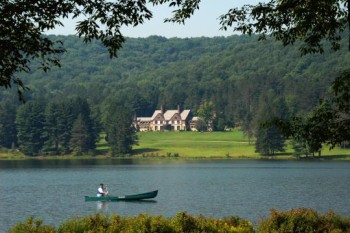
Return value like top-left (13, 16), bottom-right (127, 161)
top-left (1, 153), bottom-right (350, 161)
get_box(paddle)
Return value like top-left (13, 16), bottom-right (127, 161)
top-left (104, 185), bottom-right (110, 200)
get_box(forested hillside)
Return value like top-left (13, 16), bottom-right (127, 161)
top-left (1, 34), bottom-right (349, 155)
top-left (12, 35), bottom-right (350, 115)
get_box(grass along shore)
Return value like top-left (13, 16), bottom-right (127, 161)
top-left (1, 129), bottom-right (350, 160)
top-left (132, 130), bottom-right (350, 159)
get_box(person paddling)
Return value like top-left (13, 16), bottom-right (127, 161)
top-left (97, 183), bottom-right (108, 197)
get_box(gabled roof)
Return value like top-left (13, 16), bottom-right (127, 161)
top-left (139, 109), bottom-right (192, 122)
top-left (151, 110), bottom-right (162, 120)
top-left (181, 110), bottom-right (191, 120)
top-left (137, 117), bottom-right (152, 122)
top-left (164, 110), bottom-right (179, 120)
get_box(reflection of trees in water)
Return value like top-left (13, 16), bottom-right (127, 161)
top-left (96, 201), bottom-right (109, 212)
top-left (0, 158), bottom-right (147, 169)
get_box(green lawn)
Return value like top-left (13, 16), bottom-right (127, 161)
top-left (0, 149), bottom-right (25, 160)
top-left (131, 130), bottom-right (350, 159)
top-left (133, 131), bottom-right (259, 158)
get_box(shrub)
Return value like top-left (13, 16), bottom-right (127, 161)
top-left (170, 212), bottom-right (254, 233)
top-left (15, 212), bottom-right (254, 233)
top-left (57, 213), bottom-right (110, 233)
top-left (9, 210), bottom-right (350, 233)
top-left (258, 208), bottom-right (350, 233)
top-left (8, 217), bottom-right (55, 233)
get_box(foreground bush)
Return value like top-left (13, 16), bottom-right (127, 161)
top-left (8, 217), bottom-right (55, 233)
top-left (259, 208), bottom-right (350, 233)
top-left (8, 209), bottom-right (350, 233)
top-left (9, 212), bottom-right (253, 233)
top-left (57, 212), bottom-right (253, 233)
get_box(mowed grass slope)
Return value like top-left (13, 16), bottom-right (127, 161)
top-left (133, 130), bottom-right (259, 158)
top-left (132, 130), bottom-right (350, 159)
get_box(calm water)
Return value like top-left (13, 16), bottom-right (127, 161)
top-left (1, 159), bottom-right (350, 231)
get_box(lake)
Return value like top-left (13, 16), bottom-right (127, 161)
top-left (1, 159), bottom-right (350, 231)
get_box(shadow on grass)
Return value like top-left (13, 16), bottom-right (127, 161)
top-left (96, 148), bottom-right (109, 155)
top-left (319, 154), bottom-right (350, 160)
top-left (291, 154), bottom-right (350, 160)
top-left (132, 148), bottom-right (160, 155)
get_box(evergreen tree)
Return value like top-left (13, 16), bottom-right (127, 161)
top-left (255, 125), bottom-right (286, 156)
top-left (290, 139), bottom-right (310, 158)
top-left (254, 92), bottom-right (287, 156)
top-left (43, 101), bottom-right (73, 154)
top-left (104, 103), bottom-right (137, 156)
top-left (65, 97), bottom-right (98, 152)
top-left (0, 102), bottom-right (17, 148)
top-left (70, 97), bottom-right (97, 145)
top-left (16, 100), bottom-right (46, 156)
top-left (56, 102), bottom-right (75, 153)
top-left (69, 114), bottom-right (91, 155)
top-left (43, 102), bottom-right (61, 154)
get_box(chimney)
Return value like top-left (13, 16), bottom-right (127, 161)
top-left (177, 104), bottom-right (180, 114)
top-left (161, 105), bottom-right (164, 114)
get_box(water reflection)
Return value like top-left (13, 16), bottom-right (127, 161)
top-left (97, 201), bottom-right (109, 212)
top-left (0, 158), bottom-right (174, 169)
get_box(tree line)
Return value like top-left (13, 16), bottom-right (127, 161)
top-left (0, 97), bottom-right (136, 156)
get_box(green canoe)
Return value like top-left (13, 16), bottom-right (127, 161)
top-left (85, 190), bottom-right (158, 202)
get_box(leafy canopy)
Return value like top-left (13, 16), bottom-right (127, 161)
top-left (219, 0), bottom-right (349, 54)
top-left (0, 0), bottom-right (152, 99)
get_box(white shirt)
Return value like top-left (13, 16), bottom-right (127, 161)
top-left (97, 187), bottom-right (104, 197)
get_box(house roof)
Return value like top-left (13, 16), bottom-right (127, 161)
top-left (181, 110), bottom-right (191, 120)
top-left (137, 117), bottom-right (152, 122)
top-left (164, 110), bottom-right (179, 120)
top-left (138, 109), bottom-right (192, 122)
top-left (151, 110), bottom-right (162, 120)
top-left (191, 116), bottom-right (199, 121)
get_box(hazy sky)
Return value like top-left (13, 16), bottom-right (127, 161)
top-left (46, 0), bottom-right (261, 38)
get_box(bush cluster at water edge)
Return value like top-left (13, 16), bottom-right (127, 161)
top-left (258, 208), bottom-right (350, 233)
top-left (8, 212), bottom-right (252, 233)
top-left (8, 209), bottom-right (350, 233)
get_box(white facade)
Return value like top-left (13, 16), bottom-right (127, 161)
top-left (134, 106), bottom-right (194, 131)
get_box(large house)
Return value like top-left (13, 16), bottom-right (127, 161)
top-left (134, 106), bottom-right (198, 131)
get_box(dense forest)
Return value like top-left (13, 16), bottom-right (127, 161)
top-left (1, 34), bottom-right (349, 156)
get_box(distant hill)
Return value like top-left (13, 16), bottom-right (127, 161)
top-left (4, 34), bottom-right (350, 125)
